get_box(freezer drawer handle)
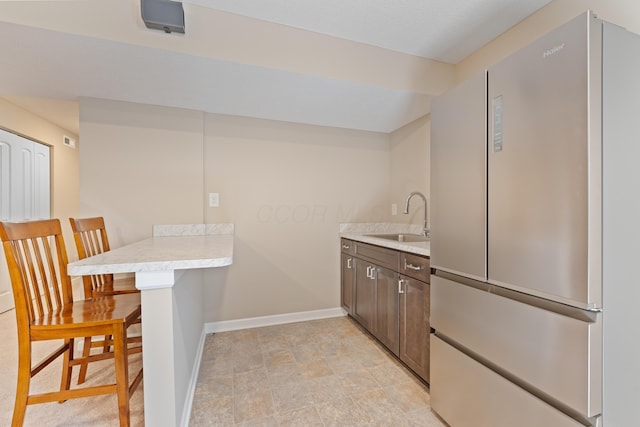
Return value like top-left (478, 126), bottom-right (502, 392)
top-left (404, 260), bottom-right (422, 271)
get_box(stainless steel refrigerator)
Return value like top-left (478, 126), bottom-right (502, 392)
top-left (429, 11), bottom-right (640, 427)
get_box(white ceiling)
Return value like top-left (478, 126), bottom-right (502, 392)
top-left (187, 0), bottom-right (550, 63)
top-left (0, 0), bottom-right (552, 135)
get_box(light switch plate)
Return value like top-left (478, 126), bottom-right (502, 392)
top-left (208, 193), bottom-right (219, 207)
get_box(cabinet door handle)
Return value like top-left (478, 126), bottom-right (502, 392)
top-left (405, 260), bottom-right (422, 271)
top-left (398, 279), bottom-right (405, 294)
top-left (366, 266), bottom-right (372, 278)
top-left (347, 258), bottom-right (352, 269)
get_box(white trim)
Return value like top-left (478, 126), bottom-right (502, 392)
top-left (180, 308), bottom-right (345, 424)
top-left (205, 307), bottom-right (346, 334)
top-left (180, 325), bottom-right (207, 427)
top-left (135, 270), bottom-right (181, 290)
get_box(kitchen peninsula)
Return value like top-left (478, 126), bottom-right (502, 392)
top-left (67, 224), bottom-right (234, 427)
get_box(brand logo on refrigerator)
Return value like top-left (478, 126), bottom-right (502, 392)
top-left (543, 43), bottom-right (565, 58)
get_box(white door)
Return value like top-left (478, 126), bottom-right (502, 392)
top-left (0, 128), bottom-right (51, 313)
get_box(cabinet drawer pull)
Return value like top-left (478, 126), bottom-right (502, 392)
top-left (398, 279), bottom-right (405, 294)
top-left (405, 260), bottom-right (422, 271)
top-left (342, 244), bottom-right (350, 250)
top-left (347, 258), bottom-right (352, 269)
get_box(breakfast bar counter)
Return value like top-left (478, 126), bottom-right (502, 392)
top-left (67, 224), bottom-right (234, 427)
top-left (68, 234), bottom-right (233, 285)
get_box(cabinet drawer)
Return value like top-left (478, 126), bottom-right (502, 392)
top-left (400, 252), bottom-right (430, 282)
top-left (340, 238), bottom-right (356, 255)
top-left (354, 242), bottom-right (399, 271)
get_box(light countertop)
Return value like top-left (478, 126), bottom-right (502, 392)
top-left (339, 223), bottom-right (430, 257)
top-left (67, 234), bottom-right (233, 276)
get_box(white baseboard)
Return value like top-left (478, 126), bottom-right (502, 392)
top-left (181, 307), bottom-right (345, 425)
top-left (204, 307), bottom-right (346, 334)
top-left (180, 326), bottom-right (207, 427)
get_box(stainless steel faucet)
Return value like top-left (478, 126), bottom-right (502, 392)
top-left (403, 191), bottom-right (429, 237)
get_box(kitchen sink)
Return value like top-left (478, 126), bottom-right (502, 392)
top-left (366, 233), bottom-right (430, 243)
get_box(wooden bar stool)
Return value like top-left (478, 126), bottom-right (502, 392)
top-left (69, 216), bottom-right (142, 384)
top-left (0, 219), bottom-right (143, 427)
top-left (69, 217), bottom-right (139, 298)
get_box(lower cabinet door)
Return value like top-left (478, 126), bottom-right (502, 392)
top-left (399, 275), bottom-right (430, 382)
top-left (354, 259), bottom-right (374, 330)
top-left (373, 266), bottom-right (399, 356)
top-left (341, 253), bottom-right (355, 314)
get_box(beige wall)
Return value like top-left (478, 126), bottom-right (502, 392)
top-left (78, 100), bottom-right (392, 321)
top-left (456, 0), bottom-right (640, 83)
top-left (202, 114), bottom-right (390, 321)
top-left (390, 115), bottom-right (430, 227)
top-left (79, 98), bottom-right (205, 248)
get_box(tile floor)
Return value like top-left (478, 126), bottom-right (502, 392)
top-left (189, 316), bottom-right (446, 426)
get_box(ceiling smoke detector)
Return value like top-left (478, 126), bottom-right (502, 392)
top-left (141, 0), bottom-right (185, 34)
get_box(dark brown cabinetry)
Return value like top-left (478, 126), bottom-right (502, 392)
top-left (353, 258), bottom-right (375, 329)
top-left (354, 242), bottom-right (399, 350)
top-left (399, 274), bottom-right (430, 381)
top-left (340, 240), bottom-right (356, 315)
top-left (340, 238), bottom-right (431, 383)
top-left (398, 251), bottom-right (431, 381)
top-left (373, 265), bottom-right (400, 355)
